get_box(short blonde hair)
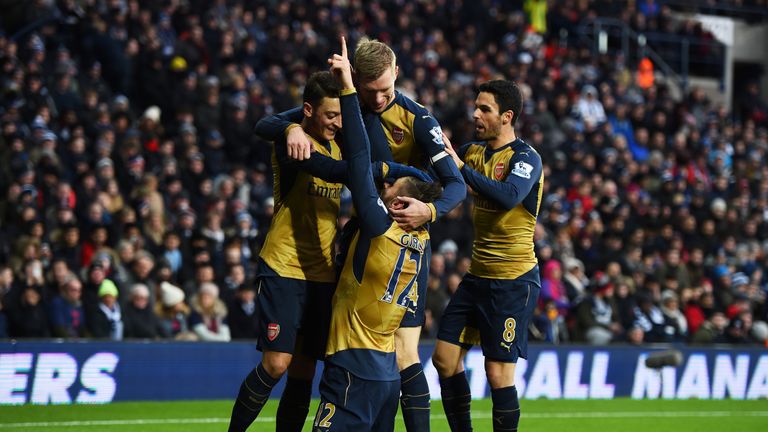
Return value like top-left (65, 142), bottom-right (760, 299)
top-left (354, 37), bottom-right (396, 81)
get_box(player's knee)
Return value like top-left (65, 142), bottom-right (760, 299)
top-left (394, 329), bottom-right (421, 368)
top-left (261, 352), bottom-right (292, 378)
top-left (431, 350), bottom-right (456, 378)
top-left (395, 342), bottom-right (420, 370)
top-left (485, 364), bottom-right (515, 389)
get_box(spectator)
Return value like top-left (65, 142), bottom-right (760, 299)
top-left (726, 310), bottom-right (757, 344)
top-left (437, 240), bottom-right (459, 274)
top-left (539, 259), bottom-right (570, 315)
top-left (659, 290), bottom-right (688, 341)
top-left (691, 311), bottom-right (729, 344)
top-left (626, 324), bottom-right (646, 345)
top-left (123, 283), bottom-right (167, 339)
top-left (562, 257), bottom-right (588, 302)
top-left (6, 285), bottom-right (50, 338)
top-left (575, 85), bottom-right (607, 128)
top-left (227, 283), bottom-right (258, 340)
top-left (156, 281), bottom-right (194, 341)
top-left (424, 272), bottom-right (450, 338)
top-left (188, 282), bottom-right (230, 342)
top-left (632, 292), bottom-right (673, 343)
top-left (87, 280), bottom-right (123, 340)
top-left (48, 274), bottom-right (87, 338)
top-left (221, 263), bottom-right (247, 304)
top-left (531, 299), bottom-right (569, 344)
top-left (574, 273), bottom-right (622, 344)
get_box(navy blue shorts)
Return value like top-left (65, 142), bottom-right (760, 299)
top-left (437, 267), bottom-right (540, 362)
top-left (312, 363), bottom-right (400, 432)
top-left (337, 217), bottom-right (429, 328)
top-left (255, 259), bottom-right (335, 360)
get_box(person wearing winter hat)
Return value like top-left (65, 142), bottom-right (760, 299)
top-left (87, 280), bottom-right (123, 340)
top-left (156, 282), bottom-right (194, 340)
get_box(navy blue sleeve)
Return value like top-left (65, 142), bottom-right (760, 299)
top-left (341, 93), bottom-right (392, 237)
top-left (461, 148), bottom-right (542, 210)
top-left (253, 107), bottom-right (303, 141)
top-left (291, 155), bottom-right (411, 185)
top-left (412, 112), bottom-right (466, 218)
top-left (294, 153), bottom-right (348, 183)
top-left (384, 162), bottom-right (432, 183)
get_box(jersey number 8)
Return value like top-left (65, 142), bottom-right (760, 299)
top-left (503, 317), bottom-right (517, 343)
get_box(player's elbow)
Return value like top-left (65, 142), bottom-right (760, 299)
top-left (253, 120), bottom-right (268, 138)
top-left (501, 200), bottom-right (520, 211)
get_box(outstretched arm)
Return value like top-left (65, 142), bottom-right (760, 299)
top-left (445, 136), bottom-right (542, 210)
top-left (254, 107), bottom-right (313, 160)
top-left (293, 153), bottom-right (431, 185)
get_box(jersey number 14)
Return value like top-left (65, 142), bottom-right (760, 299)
top-left (380, 247), bottom-right (420, 311)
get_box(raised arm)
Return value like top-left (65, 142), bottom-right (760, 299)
top-left (330, 37), bottom-right (392, 237)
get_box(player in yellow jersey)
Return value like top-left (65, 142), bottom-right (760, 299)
top-left (227, 71), bottom-right (344, 432)
top-left (432, 80), bottom-right (543, 432)
top-left (312, 36), bottom-right (441, 432)
top-left (256, 37), bottom-right (465, 432)
top-left (230, 71), bottom-right (430, 432)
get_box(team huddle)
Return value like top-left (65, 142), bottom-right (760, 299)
top-left (227, 36), bottom-right (543, 432)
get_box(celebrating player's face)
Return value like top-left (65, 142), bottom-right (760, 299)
top-left (306, 97), bottom-right (342, 141)
top-left (381, 177), bottom-right (407, 209)
top-left (358, 67), bottom-right (397, 113)
top-left (473, 91), bottom-right (504, 141)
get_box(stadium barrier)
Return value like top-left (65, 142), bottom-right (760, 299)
top-left (1, 341), bottom-right (766, 404)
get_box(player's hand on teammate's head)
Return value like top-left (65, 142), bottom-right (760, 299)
top-left (388, 197), bottom-right (406, 211)
top-left (390, 196), bottom-right (432, 230)
top-left (286, 125), bottom-right (313, 160)
top-left (328, 35), bottom-right (354, 89)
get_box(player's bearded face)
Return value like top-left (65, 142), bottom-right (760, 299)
top-left (358, 67), bottom-right (397, 113)
top-left (473, 92), bottom-right (503, 141)
top-left (307, 97), bottom-right (342, 141)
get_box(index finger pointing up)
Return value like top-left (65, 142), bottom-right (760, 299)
top-left (340, 35), bottom-right (347, 58)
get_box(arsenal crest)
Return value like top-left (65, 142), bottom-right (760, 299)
top-left (392, 126), bottom-right (405, 144)
top-left (494, 162), bottom-right (506, 180)
top-left (267, 323), bottom-right (280, 341)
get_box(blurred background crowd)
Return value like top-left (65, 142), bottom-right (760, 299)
top-left (0, 0), bottom-right (767, 347)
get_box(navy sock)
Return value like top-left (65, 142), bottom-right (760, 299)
top-left (439, 372), bottom-right (472, 432)
top-left (491, 386), bottom-right (520, 432)
top-left (229, 363), bottom-right (279, 432)
top-left (276, 377), bottom-right (312, 432)
top-left (400, 363), bottom-right (431, 431)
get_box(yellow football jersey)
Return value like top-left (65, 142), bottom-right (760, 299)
top-left (259, 136), bottom-right (342, 282)
top-left (325, 223), bottom-right (429, 381)
top-left (461, 141), bottom-right (543, 279)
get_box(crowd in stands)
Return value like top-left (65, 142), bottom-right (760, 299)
top-left (0, 0), bottom-right (767, 347)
